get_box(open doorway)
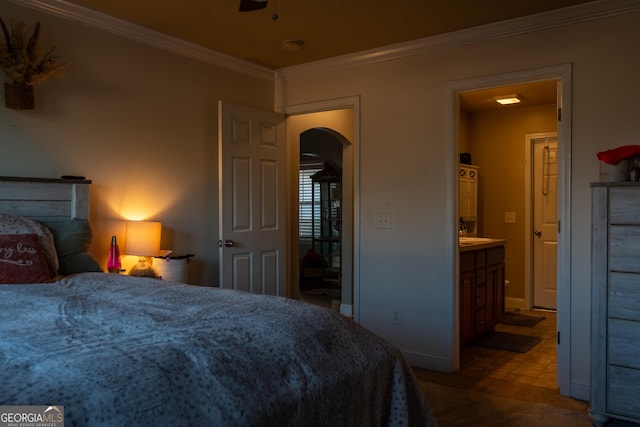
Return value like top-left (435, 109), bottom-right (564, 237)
top-left (299, 129), bottom-right (347, 312)
top-left (448, 64), bottom-right (573, 396)
top-left (284, 98), bottom-right (359, 319)
top-left (459, 82), bottom-right (558, 312)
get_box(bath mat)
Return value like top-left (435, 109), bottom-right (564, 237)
top-left (501, 312), bottom-right (546, 327)
top-left (475, 331), bottom-right (541, 353)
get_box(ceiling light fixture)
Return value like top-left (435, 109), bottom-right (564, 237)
top-left (494, 94), bottom-right (523, 105)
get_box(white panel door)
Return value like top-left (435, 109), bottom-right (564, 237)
top-left (218, 101), bottom-right (286, 296)
top-left (533, 138), bottom-right (558, 309)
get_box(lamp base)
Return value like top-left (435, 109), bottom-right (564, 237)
top-left (128, 256), bottom-right (157, 278)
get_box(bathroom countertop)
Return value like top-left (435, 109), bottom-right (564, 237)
top-left (459, 237), bottom-right (506, 252)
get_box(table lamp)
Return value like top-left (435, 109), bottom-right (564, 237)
top-left (125, 220), bottom-right (162, 277)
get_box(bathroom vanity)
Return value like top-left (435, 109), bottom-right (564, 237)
top-left (459, 238), bottom-right (506, 347)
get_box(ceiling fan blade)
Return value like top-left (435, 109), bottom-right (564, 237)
top-left (239, 0), bottom-right (268, 12)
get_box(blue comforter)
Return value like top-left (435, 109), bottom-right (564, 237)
top-left (0, 273), bottom-right (435, 426)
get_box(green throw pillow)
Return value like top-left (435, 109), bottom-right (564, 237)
top-left (40, 218), bottom-right (103, 275)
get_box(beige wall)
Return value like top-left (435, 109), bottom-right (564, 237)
top-left (0, 2), bottom-right (274, 285)
top-left (277, 10), bottom-right (640, 397)
top-left (458, 109), bottom-right (472, 154)
top-left (468, 104), bottom-right (557, 303)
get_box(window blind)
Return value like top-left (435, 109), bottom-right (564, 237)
top-left (299, 166), bottom-right (322, 237)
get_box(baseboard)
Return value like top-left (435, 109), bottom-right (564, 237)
top-left (505, 297), bottom-right (526, 310)
top-left (570, 380), bottom-right (589, 401)
top-left (402, 349), bottom-right (452, 373)
top-left (340, 303), bottom-right (353, 317)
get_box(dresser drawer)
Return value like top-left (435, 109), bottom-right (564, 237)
top-left (607, 365), bottom-right (640, 419)
top-left (610, 187), bottom-right (640, 224)
top-left (608, 318), bottom-right (640, 369)
top-left (609, 226), bottom-right (640, 273)
top-left (609, 272), bottom-right (640, 321)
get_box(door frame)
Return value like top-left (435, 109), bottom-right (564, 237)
top-left (280, 96), bottom-right (361, 320)
top-left (446, 64), bottom-right (572, 394)
top-left (525, 132), bottom-right (558, 310)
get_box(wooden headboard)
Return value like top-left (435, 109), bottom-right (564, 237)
top-left (0, 177), bottom-right (91, 221)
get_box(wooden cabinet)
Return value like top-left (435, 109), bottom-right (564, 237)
top-left (460, 264), bottom-right (475, 346)
top-left (459, 165), bottom-right (478, 220)
top-left (590, 183), bottom-right (640, 427)
top-left (486, 262), bottom-right (505, 331)
top-left (460, 244), bottom-right (505, 348)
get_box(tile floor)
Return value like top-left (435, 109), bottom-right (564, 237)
top-left (303, 293), bottom-right (561, 392)
top-left (301, 296), bottom-right (561, 392)
top-left (413, 309), bottom-right (639, 426)
top-left (461, 308), bottom-right (559, 390)
top-left (412, 309), bottom-right (590, 412)
top-left (299, 289), bottom-right (340, 311)
top-left (301, 297), bottom-right (637, 425)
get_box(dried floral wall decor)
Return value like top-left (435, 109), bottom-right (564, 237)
top-left (0, 17), bottom-right (66, 110)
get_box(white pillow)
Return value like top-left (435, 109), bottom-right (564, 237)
top-left (0, 213), bottom-right (59, 276)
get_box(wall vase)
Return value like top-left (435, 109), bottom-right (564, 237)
top-left (4, 81), bottom-right (34, 110)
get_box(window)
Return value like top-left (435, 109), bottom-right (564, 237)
top-left (299, 165), bottom-right (322, 238)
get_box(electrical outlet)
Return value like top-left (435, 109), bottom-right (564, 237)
top-left (392, 310), bottom-right (402, 325)
top-left (375, 211), bottom-right (392, 229)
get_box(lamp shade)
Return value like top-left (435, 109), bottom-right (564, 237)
top-left (125, 221), bottom-right (162, 256)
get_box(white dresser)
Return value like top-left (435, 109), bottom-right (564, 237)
top-left (590, 183), bottom-right (640, 426)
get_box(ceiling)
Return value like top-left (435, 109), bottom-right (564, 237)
top-left (459, 80), bottom-right (558, 112)
top-left (65, 0), bottom-right (597, 70)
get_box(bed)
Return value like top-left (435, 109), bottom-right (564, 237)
top-left (0, 177), bottom-right (436, 426)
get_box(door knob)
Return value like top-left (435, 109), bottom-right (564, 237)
top-left (224, 239), bottom-right (239, 248)
top-left (534, 229), bottom-right (542, 237)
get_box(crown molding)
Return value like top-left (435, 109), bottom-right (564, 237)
top-left (278, 0), bottom-right (640, 80)
top-left (9, 0), bottom-right (640, 83)
top-left (8, 0), bottom-right (275, 82)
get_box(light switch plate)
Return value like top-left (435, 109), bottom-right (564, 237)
top-left (504, 212), bottom-right (516, 223)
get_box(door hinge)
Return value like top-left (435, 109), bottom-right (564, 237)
top-left (558, 107), bottom-right (562, 122)
top-left (557, 220), bottom-right (561, 233)
top-left (557, 331), bottom-right (560, 345)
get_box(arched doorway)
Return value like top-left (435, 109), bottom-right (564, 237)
top-left (299, 128), bottom-right (349, 311)
top-left (284, 101), bottom-right (358, 318)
